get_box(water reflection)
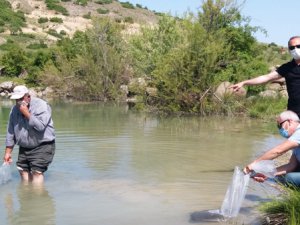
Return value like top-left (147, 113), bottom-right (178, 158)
top-left (4, 183), bottom-right (55, 225)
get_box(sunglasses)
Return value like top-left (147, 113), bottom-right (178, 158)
top-left (277, 119), bottom-right (288, 129)
top-left (289, 45), bottom-right (300, 50)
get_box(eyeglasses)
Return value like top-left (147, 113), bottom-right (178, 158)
top-left (289, 45), bottom-right (300, 50)
top-left (277, 120), bottom-right (288, 129)
top-left (16, 95), bottom-right (30, 101)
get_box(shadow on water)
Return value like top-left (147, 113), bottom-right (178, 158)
top-left (245, 193), bottom-right (273, 202)
top-left (189, 210), bottom-right (225, 223)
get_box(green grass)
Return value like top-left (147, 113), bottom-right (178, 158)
top-left (247, 97), bottom-right (287, 119)
top-left (260, 186), bottom-right (300, 225)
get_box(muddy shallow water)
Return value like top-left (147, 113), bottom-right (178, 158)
top-left (0, 101), bottom-right (282, 225)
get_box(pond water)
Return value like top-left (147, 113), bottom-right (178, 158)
top-left (0, 100), bottom-right (283, 225)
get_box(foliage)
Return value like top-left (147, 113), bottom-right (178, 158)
top-left (40, 18), bottom-right (129, 101)
top-left (45, 0), bottom-right (69, 16)
top-left (247, 97), bottom-right (287, 118)
top-left (260, 186), bottom-right (300, 225)
top-left (38, 17), bottom-right (49, 23)
top-left (26, 41), bottom-right (48, 49)
top-left (124, 16), bottom-right (133, 23)
top-left (50, 17), bottom-right (63, 23)
top-left (0, 0), bottom-right (26, 34)
top-left (120, 1), bottom-right (134, 9)
top-left (0, 0), bottom-right (289, 117)
top-left (1, 45), bottom-right (29, 77)
top-left (95, 0), bottom-right (112, 4)
top-left (127, 0), bottom-right (270, 114)
top-left (75, 0), bottom-right (89, 6)
top-left (97, 8), bottom-right (109, 14)
top-left (47, 29), bottom-right (63, 39)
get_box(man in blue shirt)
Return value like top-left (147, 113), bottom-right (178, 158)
top-left (244, 110), bottom-right (300, 187)
top-left (3, 85), bottom-right (55, 185)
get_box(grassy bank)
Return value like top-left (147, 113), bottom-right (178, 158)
top-left (260, 186), bottom-right (300, 225)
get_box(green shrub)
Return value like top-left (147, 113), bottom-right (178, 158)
top-left (47, 29), bottom-right (63, 38)
top-left (75, 0), bottom-right (88, 6)
top-left (124, 16), bottom-right (133, 23)
top-left (50, 17), bottom-right (63, 23)
top-left (95, 0), bottom-right (112, 4)
top-left (26, 42), bottom-right (48, 49)
top-left (45, 0), bottom-right (69, 15)
top-left (0, 0), bottom-right (26, 33)
top-left (120, 2), bottom-right (134, 9)
top-left (60, 30), bottom-right (67, 35)
top-left (20, 33), bottom-right (36, 39)
top-left (38, 17), bottom-right (49, 23)
top-left (1, 45), bottom-right (29, 77)
top-left (0, 19), bottom-right (5, 26)
top-left (97, 8), bottom-right (109, 14)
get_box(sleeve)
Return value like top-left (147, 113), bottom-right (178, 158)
top-left (276, 62), bottom-right (290, 77)
top-left (289, 129), bottom-right (300, 145)
top-left (28, 102), bottom-right (52, 132)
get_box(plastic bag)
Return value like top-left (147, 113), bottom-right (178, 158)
top-left (0, 163), bottom-right (12, 184)
top-left (220, 166), bottom-right (250, 218)
top-left (251, 160), bottom-right (277, 178)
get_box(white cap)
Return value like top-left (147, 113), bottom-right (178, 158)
top-left (10, 85), bottom-right (29, 99)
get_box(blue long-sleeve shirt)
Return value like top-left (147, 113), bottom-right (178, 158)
top-left (5, 97), bottom-right (55, 148)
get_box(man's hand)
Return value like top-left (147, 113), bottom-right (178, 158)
top-left (4, 147), bottom-right (13, 164)
top-left (19, 103), bottom-right (30, 119)
top-left (3, 152), bottom-right (12, 164)
top-left (229, 82), bottom-right (244, 92)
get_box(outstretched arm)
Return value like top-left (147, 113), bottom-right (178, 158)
top-left (244, 139), bottom-right (299, 174)
top-left (230, 71), bottom-right (282, 92)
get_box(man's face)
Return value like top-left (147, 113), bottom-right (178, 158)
top-left (288, 38), bottom-right (300, 50)
top-left (16, 94), bottom-right (31, 106)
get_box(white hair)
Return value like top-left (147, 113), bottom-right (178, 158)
top-left (279, 110), bottom-right (300, 122)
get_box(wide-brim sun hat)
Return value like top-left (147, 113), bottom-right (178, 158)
top-left (10, 85), bottom-right (29, 99)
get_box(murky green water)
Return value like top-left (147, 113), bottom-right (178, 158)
top-left (0, 100), bottom-right (283, 225)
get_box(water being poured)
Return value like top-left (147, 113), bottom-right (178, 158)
top-left (209, 160), bottom-right (277, 219)
top-left (219, 166), bottom-right (250, 217)
top-left (208, 166), bottom-right (250, 219)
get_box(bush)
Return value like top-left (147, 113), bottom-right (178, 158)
top-left (75, 0), bottom-right (88, 6)
top-left (97, 8), bottom-right (109, 14)
top-left (124, 16), bottom-right (133, 24)
top-left (38, 17), bottom-right (49, 23)
top-left (60, 30), bottom-right (67, 35)
top-left (0, 0), bottom-right (26, 33)
top-left (95, 0), bottom-right (112, 4)
top-left (40, 18), bottom-right (128, 101)
top-left (45, 0), bottom-right (69, 15)
top-left (27, 42), bottom-right (48, 49)
top-left (120, 2), bottom-right (134, 9)
top-left (47, 29), bottom-right (63, 39)
top-left (1, 45), bottom-right (29, 77)
top-left (50, 17), bottom-right (63, 23)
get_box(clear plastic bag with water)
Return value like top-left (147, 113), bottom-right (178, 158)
top-left (219, 166), bottom-right (250, 218)
top-left (0, 163), bottom-right (12, 184)
top-left (251, 160), bottom-right (277, 178)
